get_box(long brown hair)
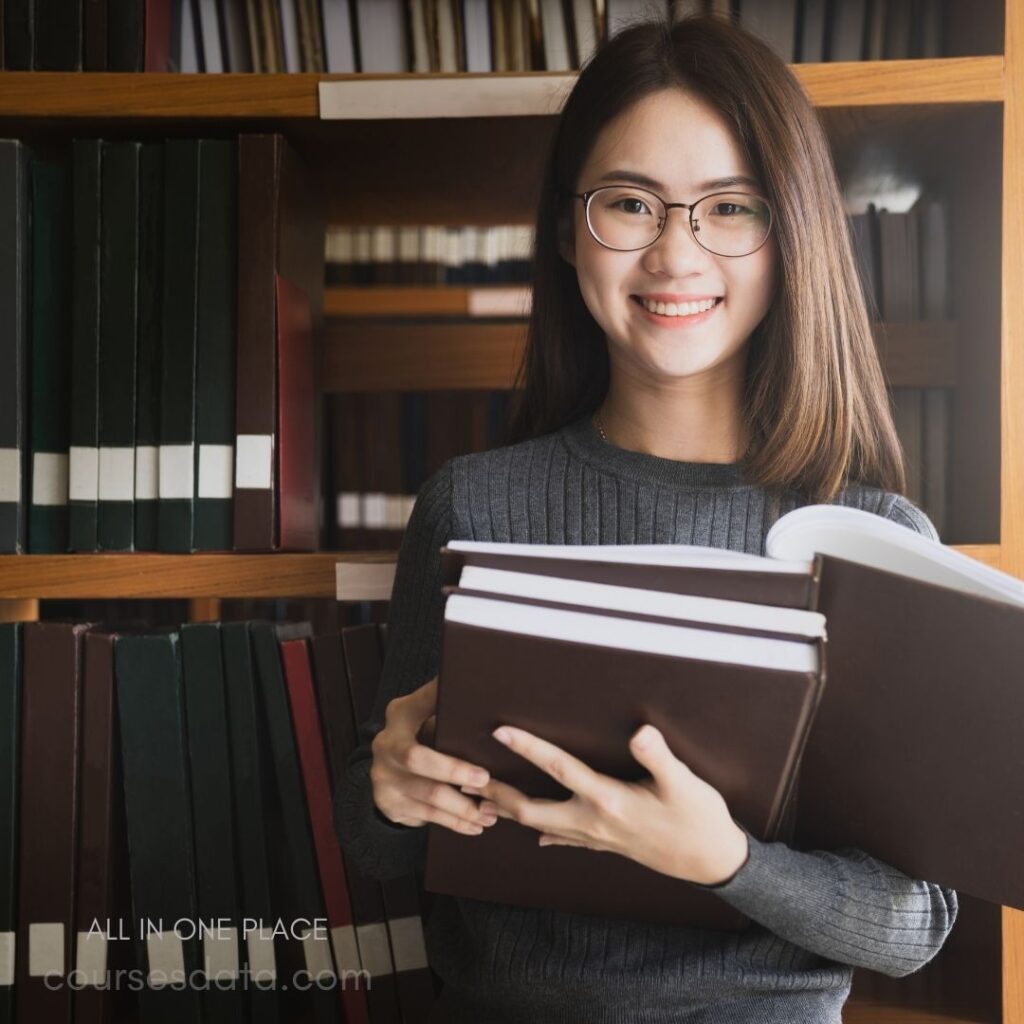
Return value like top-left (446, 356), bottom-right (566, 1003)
top-left (506, 11), bottom-right (905, 501)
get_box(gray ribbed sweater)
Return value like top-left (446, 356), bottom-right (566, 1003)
top-left (334, 414), bottom-right (958, 1024)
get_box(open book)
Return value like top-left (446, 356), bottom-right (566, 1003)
top-left (425, 503), bottom-right (1024, 925)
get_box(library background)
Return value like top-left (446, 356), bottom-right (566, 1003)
top-left (0, 0), bottom-right (1021, 1022)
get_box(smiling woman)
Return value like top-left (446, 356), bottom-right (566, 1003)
top-left (334, 11), bottom-right (956, 1024)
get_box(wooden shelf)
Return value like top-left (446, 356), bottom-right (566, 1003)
top-left (0, 543), bottom-right (1000, 601)
top-left (0, 553), bottom-right (395, 599)
top-left (0, 59), bottom-right (1003, 120)
top-left (323, 317), bottom-right (959, 391)
top-left (325, 285), bottom-right (531, 318)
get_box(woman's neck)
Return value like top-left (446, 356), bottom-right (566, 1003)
top-left (595, 386), bottom-right (749, 465)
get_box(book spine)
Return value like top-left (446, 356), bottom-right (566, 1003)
top-left (74, 632), bottom-right (120, 1024)
top-left (144, 0), bottom-right (174, 70)
top-left (28, 157), bottom-right (73, 553)
top-left (218, 623), bottom-right (280, 1020)
top-left (193, 140), bottom-right (238, 552)
top-left (158, 139), bottom-right (202, 553)
top-left (134, 143), bottom-right (165, 551)
top-left (108, 0), bottom-right (146, 69)
top-left (2, 0), bottom-right (33, 69)
top-left (69, 140), bottom-right (103, 553)
top-left (114, 631), bottom-right (203, 1023)
top-left (0, 141), bottom-right (30, 554)
top-left (83, 0), bottom-right (108, 69)
top-left (33, 0), bottom-right (82, 68)
top-left (180, 623), bottom-right (244, 1022)
top-left (234, 134), bottom-right (280, 551)
top-left (98, 142), bottom-right (141, 552)
top-left (0, 624), bottom-right (21, 1023)
top-left (16, 622), bottom-right (89, 1024)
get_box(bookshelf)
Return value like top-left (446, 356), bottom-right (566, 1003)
top-left (1, 1), bottom-right (1022, 1020)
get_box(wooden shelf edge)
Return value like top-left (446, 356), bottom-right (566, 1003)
top-left (0, 543), bottom-right (999, 599)
top-left (0, 552), bottom-right (395, 599)
top-left (0, 57), bottom-right (1002, 120)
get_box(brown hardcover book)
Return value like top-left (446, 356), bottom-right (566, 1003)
top-left (16, 622), bottom-right (93, 1024)
top-left (234, 134), bottom-right (324, 551)
top-left (425, 589), bottom-right (824, 927)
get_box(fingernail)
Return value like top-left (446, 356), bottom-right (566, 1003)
top-left (479, 813), bottom-right (498, 826)
top-left (461, 785), bottom-right (483, 796)
top-left (469, 770), bottom-right (489, 786)
top-left (493, 727), bottom-right (512, 745)
top-left (467, 825), bottom-right (483, 835)
top-left (538, 837), bottom-right (551, 847)
top-left (632, 725), bottom-right (654, 750)
top-left (479, 801), bottom-right (499, 815)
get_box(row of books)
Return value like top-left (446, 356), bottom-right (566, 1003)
top-left (0, 615), bottom-right (435, 1023)
top-left (325, 225), bottom-right (534, 286)
top-left (848, 196), bottom-right (951, 536)
top-left (724, 0), bottom-right (945, 64)
top-left (328, 390), bottom-right (510, 548)
top-left (0, 132), bottom-right (325, 555)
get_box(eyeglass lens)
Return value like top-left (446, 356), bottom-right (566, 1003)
top-left (585, 186), bottom-right (771, 257)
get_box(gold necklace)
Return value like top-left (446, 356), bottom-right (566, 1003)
top-left (593, 410), bottom-right (754, 462)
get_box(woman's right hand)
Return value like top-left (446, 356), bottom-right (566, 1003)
top-left (370, 676), bottom-right (498, 836)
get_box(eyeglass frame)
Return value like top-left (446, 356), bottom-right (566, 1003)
top-left (569, 184), bottom-right (774, 258)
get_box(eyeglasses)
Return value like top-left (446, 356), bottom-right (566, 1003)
top-left (572, 185), bottom-right (773, 258)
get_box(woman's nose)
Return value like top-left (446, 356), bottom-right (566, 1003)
top-left (640, 207), bottom-right (713, 277)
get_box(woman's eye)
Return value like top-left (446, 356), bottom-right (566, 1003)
top-left (714, 202), bottom-right (748, 216)
top-left (614, 197), bottom-right (650, 215)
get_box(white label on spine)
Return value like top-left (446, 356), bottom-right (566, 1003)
top-left (99, 446), bottom-right (136, 501)
top-left (31, 452), bottom-right (68, 506)
top-left (355, 922), bottom-right (393, 977)
top-left (387, 916), bottom-right (429, 972)
top-left (0, 449), bottom-right (19, 503)
top-left (246, 927), bottom-right (276, 981)
top-left (158, 444), bottom-right (195, 500)
top-left (135, 446), bottom-right (159, 500)
top-left (300, 928), bottom-right (335, 981)
top-left (362, 493), bottom-right (387, 528)
top-left (235, 434), bottom-right (273, 490)
top-left (386, 495), bottom-right (406, 529)
top-left (147, 930), bottom-right (185, 987)
top-left (0, 932), bottom-right (14, 985)
top-left (198, 444), bottom-right (234, 499)
top-left (337, 493), bottom-right (360, 528)
top-left (69, 445), bottom-right (99, 501)
top-left (28, 922), bottom-right (64, 976)
top-left (204, 926), bottom-right (239, 980)
top-left (75, 930), bottom-right (108, 984)
top-left (329, 924), bottom-right (361, 975)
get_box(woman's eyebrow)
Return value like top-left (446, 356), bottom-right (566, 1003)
top-left (595, 169), bottom-right (761, 192)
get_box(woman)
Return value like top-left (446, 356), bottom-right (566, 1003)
top-left (334, 12), bottom-right (957, 1023)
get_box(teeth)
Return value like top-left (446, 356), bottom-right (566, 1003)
top-left (640, 296), bottom-right (718, 317)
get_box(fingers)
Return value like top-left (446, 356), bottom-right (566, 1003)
top-left (381, 796), bottom-right (496, 837)
top-left (492, 726), bottom-right (600, 799)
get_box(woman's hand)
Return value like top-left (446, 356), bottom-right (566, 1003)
top-left (370, 676), bottom-right (499, 836)
top-left (465, 724), bottom-right (749, 886)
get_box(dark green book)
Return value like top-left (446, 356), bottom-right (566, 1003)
top-left (28, 156), bottom-right (73, 553)
top-left (0, 623), bottom-right (21, 1024)
top-left (220, 622), bottom-right (281, 1024)
top-left (0, 140), bottom-right (30, 554)
top-left (194, 139), bottom-right (238, 551)
top-left (114, 630), bottom-right (202, 1024)
top-left (157, 139), bottom-right (200, 553)
top-left (69, 139), bottom-right (103, 552)
top-left (97, 141), bottom-right (141, 551)
top-left (134, 143), bottom-right (164, 551)
top-left (180, 623), bottom-right (244, 1023)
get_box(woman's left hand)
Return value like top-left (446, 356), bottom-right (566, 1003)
top-left (465, 724), bottom-right (750, 886)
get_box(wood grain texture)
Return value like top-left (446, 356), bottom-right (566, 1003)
top-left (0, 554), bottom-right (395, 598)
top-left (0, 59), bottom-right (1002, 120)
top-left (1004, 907), bottom-right (1024, 1023)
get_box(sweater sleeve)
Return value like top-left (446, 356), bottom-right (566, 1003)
top-left (704, 488), bottom-right (956, 977)
top-left (332, 460), bottom-right (454, 880)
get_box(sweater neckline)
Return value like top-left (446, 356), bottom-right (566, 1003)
top-left (559, 414), bottom-right (750, 488)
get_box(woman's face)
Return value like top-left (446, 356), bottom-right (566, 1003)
top-left (564, 88), bottom-right (778, 386)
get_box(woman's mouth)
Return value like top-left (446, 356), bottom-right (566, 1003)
top-left (631, 294), bottom-right (723, 326)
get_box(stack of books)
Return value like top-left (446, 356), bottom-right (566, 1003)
top-left (425, 503), bottom-right (1024, 924)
